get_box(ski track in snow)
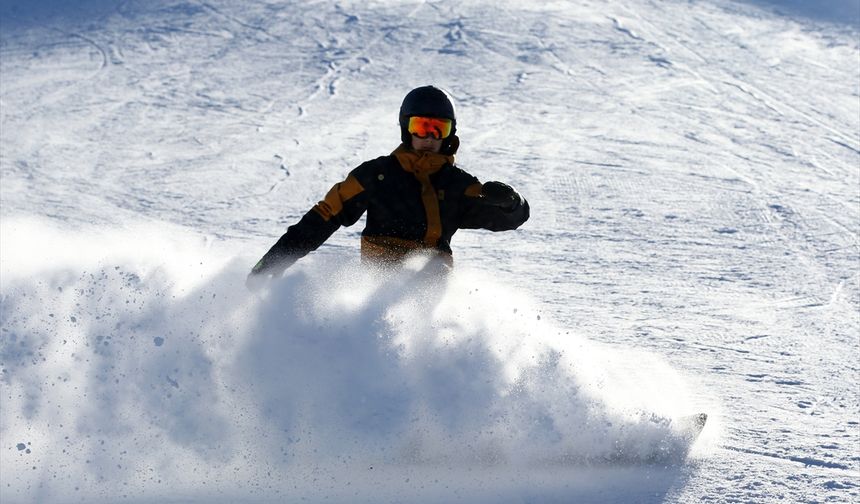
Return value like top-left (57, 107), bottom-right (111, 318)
top-left (1, 0), bottom-right (859, 502)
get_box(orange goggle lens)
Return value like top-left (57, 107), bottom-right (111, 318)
top-left (407, 116), bottom-right (453, 140)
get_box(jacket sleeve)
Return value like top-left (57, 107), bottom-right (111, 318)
top-left (458, 182), bottom-right (530, 231)
top-left (252, 173), bottom-right (368, 275)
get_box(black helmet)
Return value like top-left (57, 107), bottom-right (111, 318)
top-left (399, 86), bottom-right (458, 153)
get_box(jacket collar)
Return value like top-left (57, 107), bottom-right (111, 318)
top-left (392, 144), bottom-right (454, 177)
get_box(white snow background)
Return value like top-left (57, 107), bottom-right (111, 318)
top-left (0, 0), bottom-right (858, 502)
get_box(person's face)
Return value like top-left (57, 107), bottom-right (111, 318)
top-left (411, 134), bottom-right (443, 153)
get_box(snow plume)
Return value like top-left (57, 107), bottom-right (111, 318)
top-left (0, 217), bottom-right (712, 503)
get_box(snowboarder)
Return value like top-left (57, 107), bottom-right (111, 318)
top-left (247, 85), bottom-right (529, 287)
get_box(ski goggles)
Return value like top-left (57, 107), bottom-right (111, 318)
top-left (407, 116), bottom-right (453, 140)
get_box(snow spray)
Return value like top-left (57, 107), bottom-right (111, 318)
top-left (1, 217), bottom-right (710, 503)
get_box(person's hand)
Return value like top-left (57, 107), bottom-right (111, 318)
top-left (246, 256), bottom-right (277, 292)
top-left (246, 254), bottom-right (294, 292)
top-left (245, 270), bottom-right (271, 292)
top-left (481, 181), bottom-right (521, 210)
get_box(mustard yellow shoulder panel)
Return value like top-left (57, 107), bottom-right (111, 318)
top-left (312, 175), bottom-right (365, 221)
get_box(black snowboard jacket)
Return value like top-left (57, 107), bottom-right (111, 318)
top-left (253, 144), bottom-right (529, 274)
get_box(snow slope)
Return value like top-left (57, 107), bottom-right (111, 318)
top-left (1, 0), bottom-right (858, 502)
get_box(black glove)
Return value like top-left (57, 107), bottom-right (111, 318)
top-left (481, 181), bottom-right (521, 210)
top-left (245, 254), bottom-right (291, 291)
top-left (245, 269), bottom-right (270, 292)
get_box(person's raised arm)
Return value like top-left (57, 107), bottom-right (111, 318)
top-left (247, 173), bottom-right (367, 289)
top-left (459, 180), bottom-right (530, 231)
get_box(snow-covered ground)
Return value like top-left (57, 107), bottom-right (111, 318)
top-left (1, 0), bottom-right (858, 502)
